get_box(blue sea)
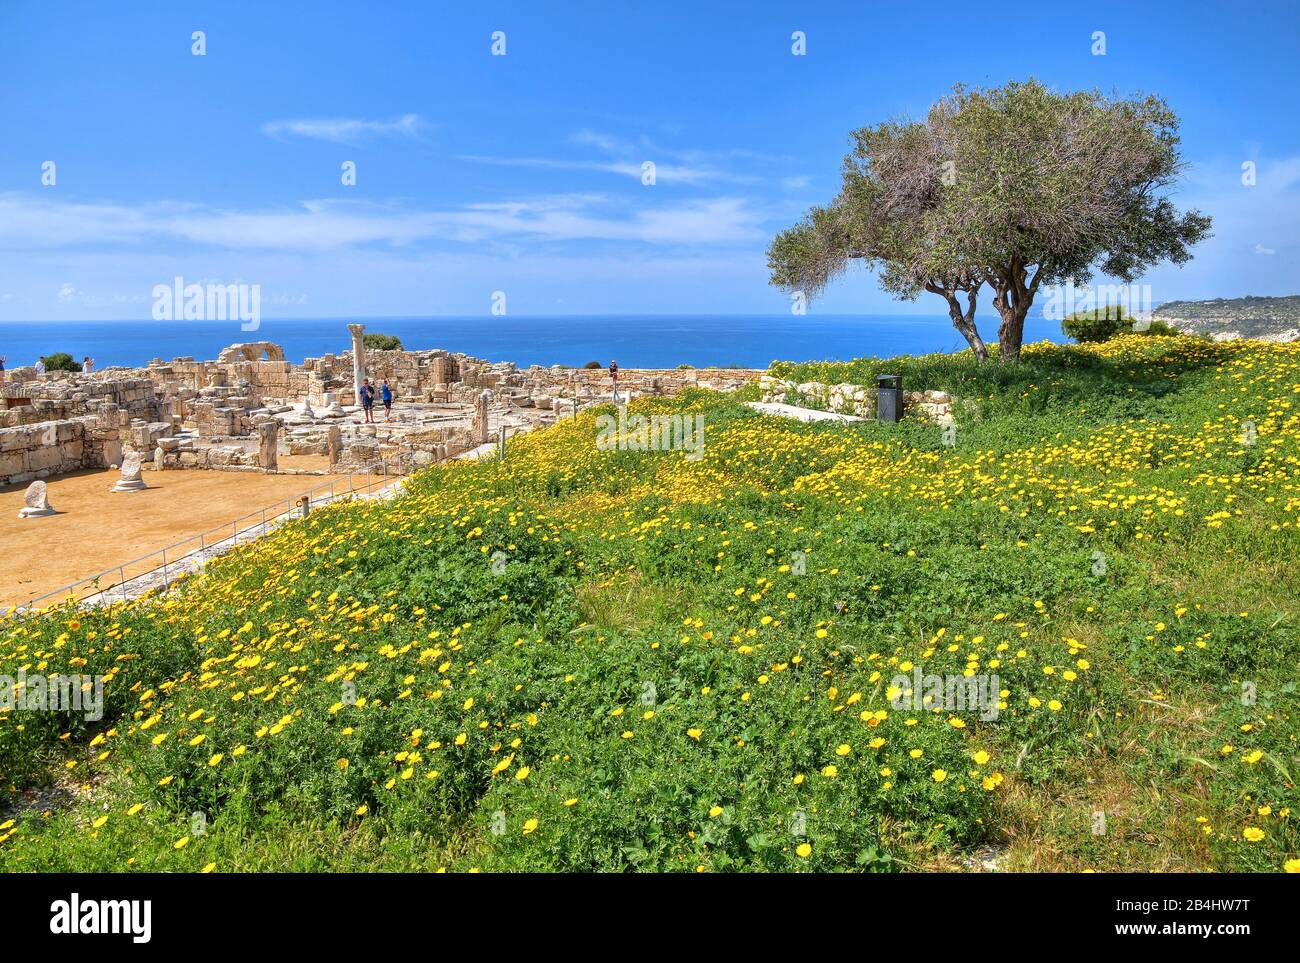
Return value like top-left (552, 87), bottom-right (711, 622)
top-left (0, 314), bottom-right (1065, 371)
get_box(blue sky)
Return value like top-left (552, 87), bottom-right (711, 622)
top-left (1, 0), bottom-right (1297, 321)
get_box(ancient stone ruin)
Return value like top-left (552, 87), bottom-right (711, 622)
top-left (1, 323), bottom-right (761, 489)
top-left (257, 421), bottom-right (280, 472)
top-left (758, 375), bottom-right (956, 425)
top-left (17, 480), bottom-right (55, 518)
top-left (111, 450), bottom-right (148, 492)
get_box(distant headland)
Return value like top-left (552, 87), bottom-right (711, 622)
top-left (1154, 296), bottom-right (1300, 342)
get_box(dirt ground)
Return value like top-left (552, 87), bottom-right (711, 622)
top-left (0, 460), bottom-right (345, 607)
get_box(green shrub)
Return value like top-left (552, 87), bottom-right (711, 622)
top-left (1136, 318), bottom-right (1179, 337)
top-left (363, 333), bottom-right (404, 351)
top-left (1061, 306), bottom-right (1137, 343)
top-left (40, 352), bottom-right (82, 372)
top-left (583, 360), bottom-right (602, 369)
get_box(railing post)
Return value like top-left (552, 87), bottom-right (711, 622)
top-left (120, 567), bottom-right (127, 604)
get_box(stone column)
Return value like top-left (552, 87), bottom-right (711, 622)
top-left (326, 424), bottom-right (342, 467)
top-left (112, 451), bottom-right (147, 491)
top-left (475, 389), bottom-right (492, 444)
top-left (348, 323), bottom-right (366, 403)
top-left (17, 480), bottom-right (56, 518)
top-left (258, 420), bottom-right (279, 472)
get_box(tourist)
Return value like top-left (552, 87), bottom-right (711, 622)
top-left (360, 378), bottom-right (375, 423)
top-left (609, 359), bottom-right (619, 403)
top-left (35, 357), bottom-right (46, 375)
top-left (381, 379), bottom-right (393, 422)
top-left (84, 357), bottom-right (94, 373)
top-left (0, 355), bottom-right (5, 383)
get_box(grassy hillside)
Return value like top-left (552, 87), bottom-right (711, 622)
top-left (2, 335), bottom-right (1298, 872)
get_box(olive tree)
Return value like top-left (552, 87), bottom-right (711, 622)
top-left (769, 119), bottom-right (991, 360)
top-left (769, 79), bottom-right (1212, 362)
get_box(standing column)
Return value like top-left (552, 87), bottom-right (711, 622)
top-left (476, 389), bottom-right (492, 444)
top-left (258, 420), bottom-right (280, 472)
top-left (348, 323), bottom-right (366, 404)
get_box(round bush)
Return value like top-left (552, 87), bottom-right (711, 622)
top-left (1062, 307), bottom-right (1136, 343)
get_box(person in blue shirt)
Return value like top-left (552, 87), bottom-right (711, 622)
top-left (360, 378), bottom-right (375, 423)
top-left (381, 379), bottom-right (393, 422)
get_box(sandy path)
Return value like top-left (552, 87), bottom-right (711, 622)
top-left (0, 462), bottom-right (349, 607)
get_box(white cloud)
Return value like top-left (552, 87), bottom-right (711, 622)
top-left (571, 129), bottom-right (632, 154)
top-left (455, 153), bottom-right (721, 184)
top-left (457, 128), bottom-right (805, 186)
top-left (0, 246), bottom-right (778, 321)
top-left (0, 192), bottom-right (767, 251)
top-left (1132, 154), bottom-right (1299, 301)
top-left (260, 113), bottom-right (425, 145)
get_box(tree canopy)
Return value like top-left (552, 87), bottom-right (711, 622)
top-left (363, 333), bottom-right (404, 351)
top-left (768, 79), bottom-right (1211, 362)
top-left (40, 352), bottom-right (82, 372)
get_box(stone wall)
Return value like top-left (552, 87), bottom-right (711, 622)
top-left (1, 368), bottom-right (141, 485)
top-left (758, 375), bottom-right (955, 423)
top-left (147, 439), bottom-right (261, 472)
top-left (120, 343), bottom-right (759, 414)
top-left (0, 415), bottom-right (123, 488)
top-left (2, 374), bottom-right (159, 429)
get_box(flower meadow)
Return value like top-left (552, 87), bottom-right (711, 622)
top-left (1, 335), bottom-right (1297, 872)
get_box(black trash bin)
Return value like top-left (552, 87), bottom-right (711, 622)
top-left (876, 374), bottom-right (902, 423)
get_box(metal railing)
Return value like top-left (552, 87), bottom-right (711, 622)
top-left (7, 453), bottom-right (414, 615)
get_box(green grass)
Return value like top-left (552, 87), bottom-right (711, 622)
top-left (2, 334), bottom-right (1297, 872)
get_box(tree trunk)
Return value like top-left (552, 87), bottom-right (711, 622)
top-left (996, 305), bottom-right (1027, 362)
top-left (990, 259), bottom-right (1046, 363)
top-left (928, 282), bottom-right (987, 362)
top-left (991, 281), bottom-right (1029, 362)
top-left (944, 290), bottom-right (988, 362)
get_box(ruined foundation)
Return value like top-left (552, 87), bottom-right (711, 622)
top-left (1, 325), bottom-right (761, 488)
